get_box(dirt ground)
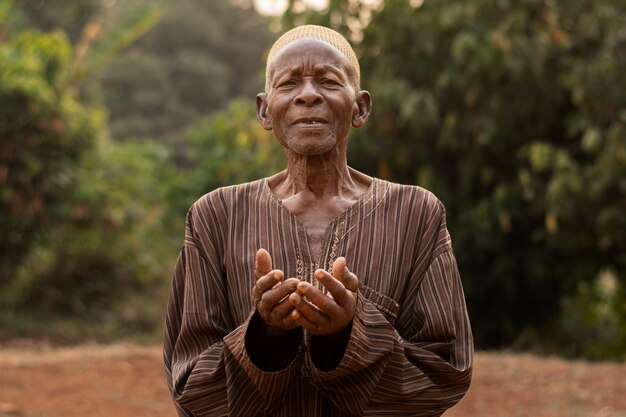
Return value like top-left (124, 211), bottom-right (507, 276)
top-left (1, 343), bottom-right (625, 417)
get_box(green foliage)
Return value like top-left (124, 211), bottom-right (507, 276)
top-left (94, 0), bottom-right (276, 156)
top-left (17, 0), bottom-right (104, 42)
top-left (0, 27), bottom-right (99, 281)
top-left (559, 270), bottom-right (625, 360)
top-left (285, 0), bottom-right (626, 353)
top-left (178, 99), bottom-right (286, 208)
top-left (0, 0), bottom-right (275, 344)
top-left (2, 0), bottom-right (623, 359)
top-left (71, 5), bottom-right (161, 84)
top-left (515, 269), bottom-right (626, 361)
top-left (3, 138), bottom-right (178, 341)
top-left (0, 0), bottom-right (14, 25)
top-left (0, 8), bottom-right (177, 342)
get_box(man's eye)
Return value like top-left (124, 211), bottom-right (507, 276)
top-left (320, 78), bottom-right (340, 87)
top-left (277, 80), bottom-right (297, 88)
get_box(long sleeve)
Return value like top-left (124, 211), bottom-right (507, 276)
top-left (163, 201), bottom-right (300, 417)
top-left (164, 179), bottom-right (473, 417)
top-left (305, 199), bottom-right (473, 416)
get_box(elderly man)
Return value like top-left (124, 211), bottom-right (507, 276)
top-left (164, 25), bottom-right (473, 417)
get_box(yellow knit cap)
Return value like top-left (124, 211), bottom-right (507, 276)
top-left (266, 25), bottom-right (360, 89)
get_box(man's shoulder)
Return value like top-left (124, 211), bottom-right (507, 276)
top-left (377, 178), bottom-right (445, 214)
top-left (191, 179), bottom-right (267, 213)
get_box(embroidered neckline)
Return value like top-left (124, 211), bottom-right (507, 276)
top-left (262, 176), bottom-right (389, 289)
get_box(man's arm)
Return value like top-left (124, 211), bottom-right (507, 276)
top-left (163, 203), bottom-right (301, 417)
top-left (306, 249), bottom-right (472, 417)
top-left (245, 248), bottom-right (303, 372)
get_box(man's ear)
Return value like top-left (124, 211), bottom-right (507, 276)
top-left (352, 90), bottom-right (372, 128)
top-left (256, 93), bottom-right (273, 131)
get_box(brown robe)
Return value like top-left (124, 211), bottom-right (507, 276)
top-left (164, 176), bottom-right (473, 417)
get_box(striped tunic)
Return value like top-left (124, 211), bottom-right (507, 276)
top-left (164, 176), bottom-right (473, 417)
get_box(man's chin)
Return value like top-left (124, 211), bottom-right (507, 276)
top-left (283, 134), bottom-right (338, 155)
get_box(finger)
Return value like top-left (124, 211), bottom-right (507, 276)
top-left (289, 292), bottom-right (330, 334)
top-left (255, 270), bottom-right (283, 292)
top-left (313, 268), bottom-right (353, 308)
top-left (294, 281), bottom-right (339, 318)
top-left (259, 276), bottom-right (295, 304)
top-left (252, 270), bottom-right (284, 301)
top-left (255, 248), bottom-right (272, 279)
top-left (291, 306), bottom-right (322, 333)
top-left (332, 257), bottom-right (358, 292)
top-left (279, 277), bottom-right (300, 300)
top-left (260, 298), bottom-right (299, 331)
top-left (280, 313), bottom-right (299, 331)
top-left (289, 290), bottom-right (328, 321)
top-left (268, 295), bottom-right (297, 322)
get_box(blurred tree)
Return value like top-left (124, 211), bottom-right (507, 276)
top-left (8, 0), bottom-right (160, 83)
top-left (0, 0), bottom-right (158, 281)
top-left (283, 0), bottom-right (626, 352)
top-left (93, 0), bottom-right (276, 160)
top-left (0, 26), bottom-right (99, 285)
top-left (0, 1), bottom-right (175, 341)
top-left (176, 99), bottom-right (286, 214)
top-left (5, 138), bottom-right (178, 340)
top-left (17, 0), bottom-right (104, 42)
top-left (559, 269), bottom-right (625, 360)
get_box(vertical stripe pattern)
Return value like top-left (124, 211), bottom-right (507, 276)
top-left (164, 176), bottom-right (473, 417)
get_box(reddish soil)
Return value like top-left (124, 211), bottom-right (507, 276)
top-left (1, 343), bottom-right (625, 417)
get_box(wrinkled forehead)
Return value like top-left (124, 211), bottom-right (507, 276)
top-left (265, 25), bottom-right (360, 89)
top-left (267, 39), bottom-right (356, 83)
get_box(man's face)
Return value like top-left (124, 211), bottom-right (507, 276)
top-left (259, 39), bottom-right (361, 156)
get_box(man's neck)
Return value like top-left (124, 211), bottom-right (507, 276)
top-left (276, 151), bottom-right (356, 200)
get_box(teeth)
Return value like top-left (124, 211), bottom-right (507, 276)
top-left (293, 119), bottom-right (324, 125)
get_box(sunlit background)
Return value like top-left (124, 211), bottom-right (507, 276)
top-left (1, 0), bottom-right (624, 359)
top-left (1, 0), bottom-right (625, 416)
top-left (0, 0), bottom-right (626, 359)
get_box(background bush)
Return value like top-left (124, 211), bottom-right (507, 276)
top-left (1, 0), bottom-right (624, 359)
top-left (284, 0), bottom-right (626, 358)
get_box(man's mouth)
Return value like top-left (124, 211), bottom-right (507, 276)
top-left (291, 117), bottom-right (328, 126)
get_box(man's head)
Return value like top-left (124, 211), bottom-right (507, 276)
top-left (257, 25), bottom-right (371, 156)
top-left (265, 25), bottom-right (360, 92)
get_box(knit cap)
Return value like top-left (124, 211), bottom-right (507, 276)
top-left (266, 25), bottom-right (360, 88)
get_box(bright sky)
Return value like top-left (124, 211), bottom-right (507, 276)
top-left (254, 0), bottom-right (328, 15)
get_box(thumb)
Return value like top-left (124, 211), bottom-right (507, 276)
top-left (332, 257), bottom-right (358, 292)
top-left (331, 257), bottom-right (347, 281)
top-left (255, 248), bottom-right (272, 278)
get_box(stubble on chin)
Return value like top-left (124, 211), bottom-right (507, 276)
top-left (285, 131), bottom-right (338, 156)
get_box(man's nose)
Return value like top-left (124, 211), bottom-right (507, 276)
top-left (295, 81), bottom-right (323, 106)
